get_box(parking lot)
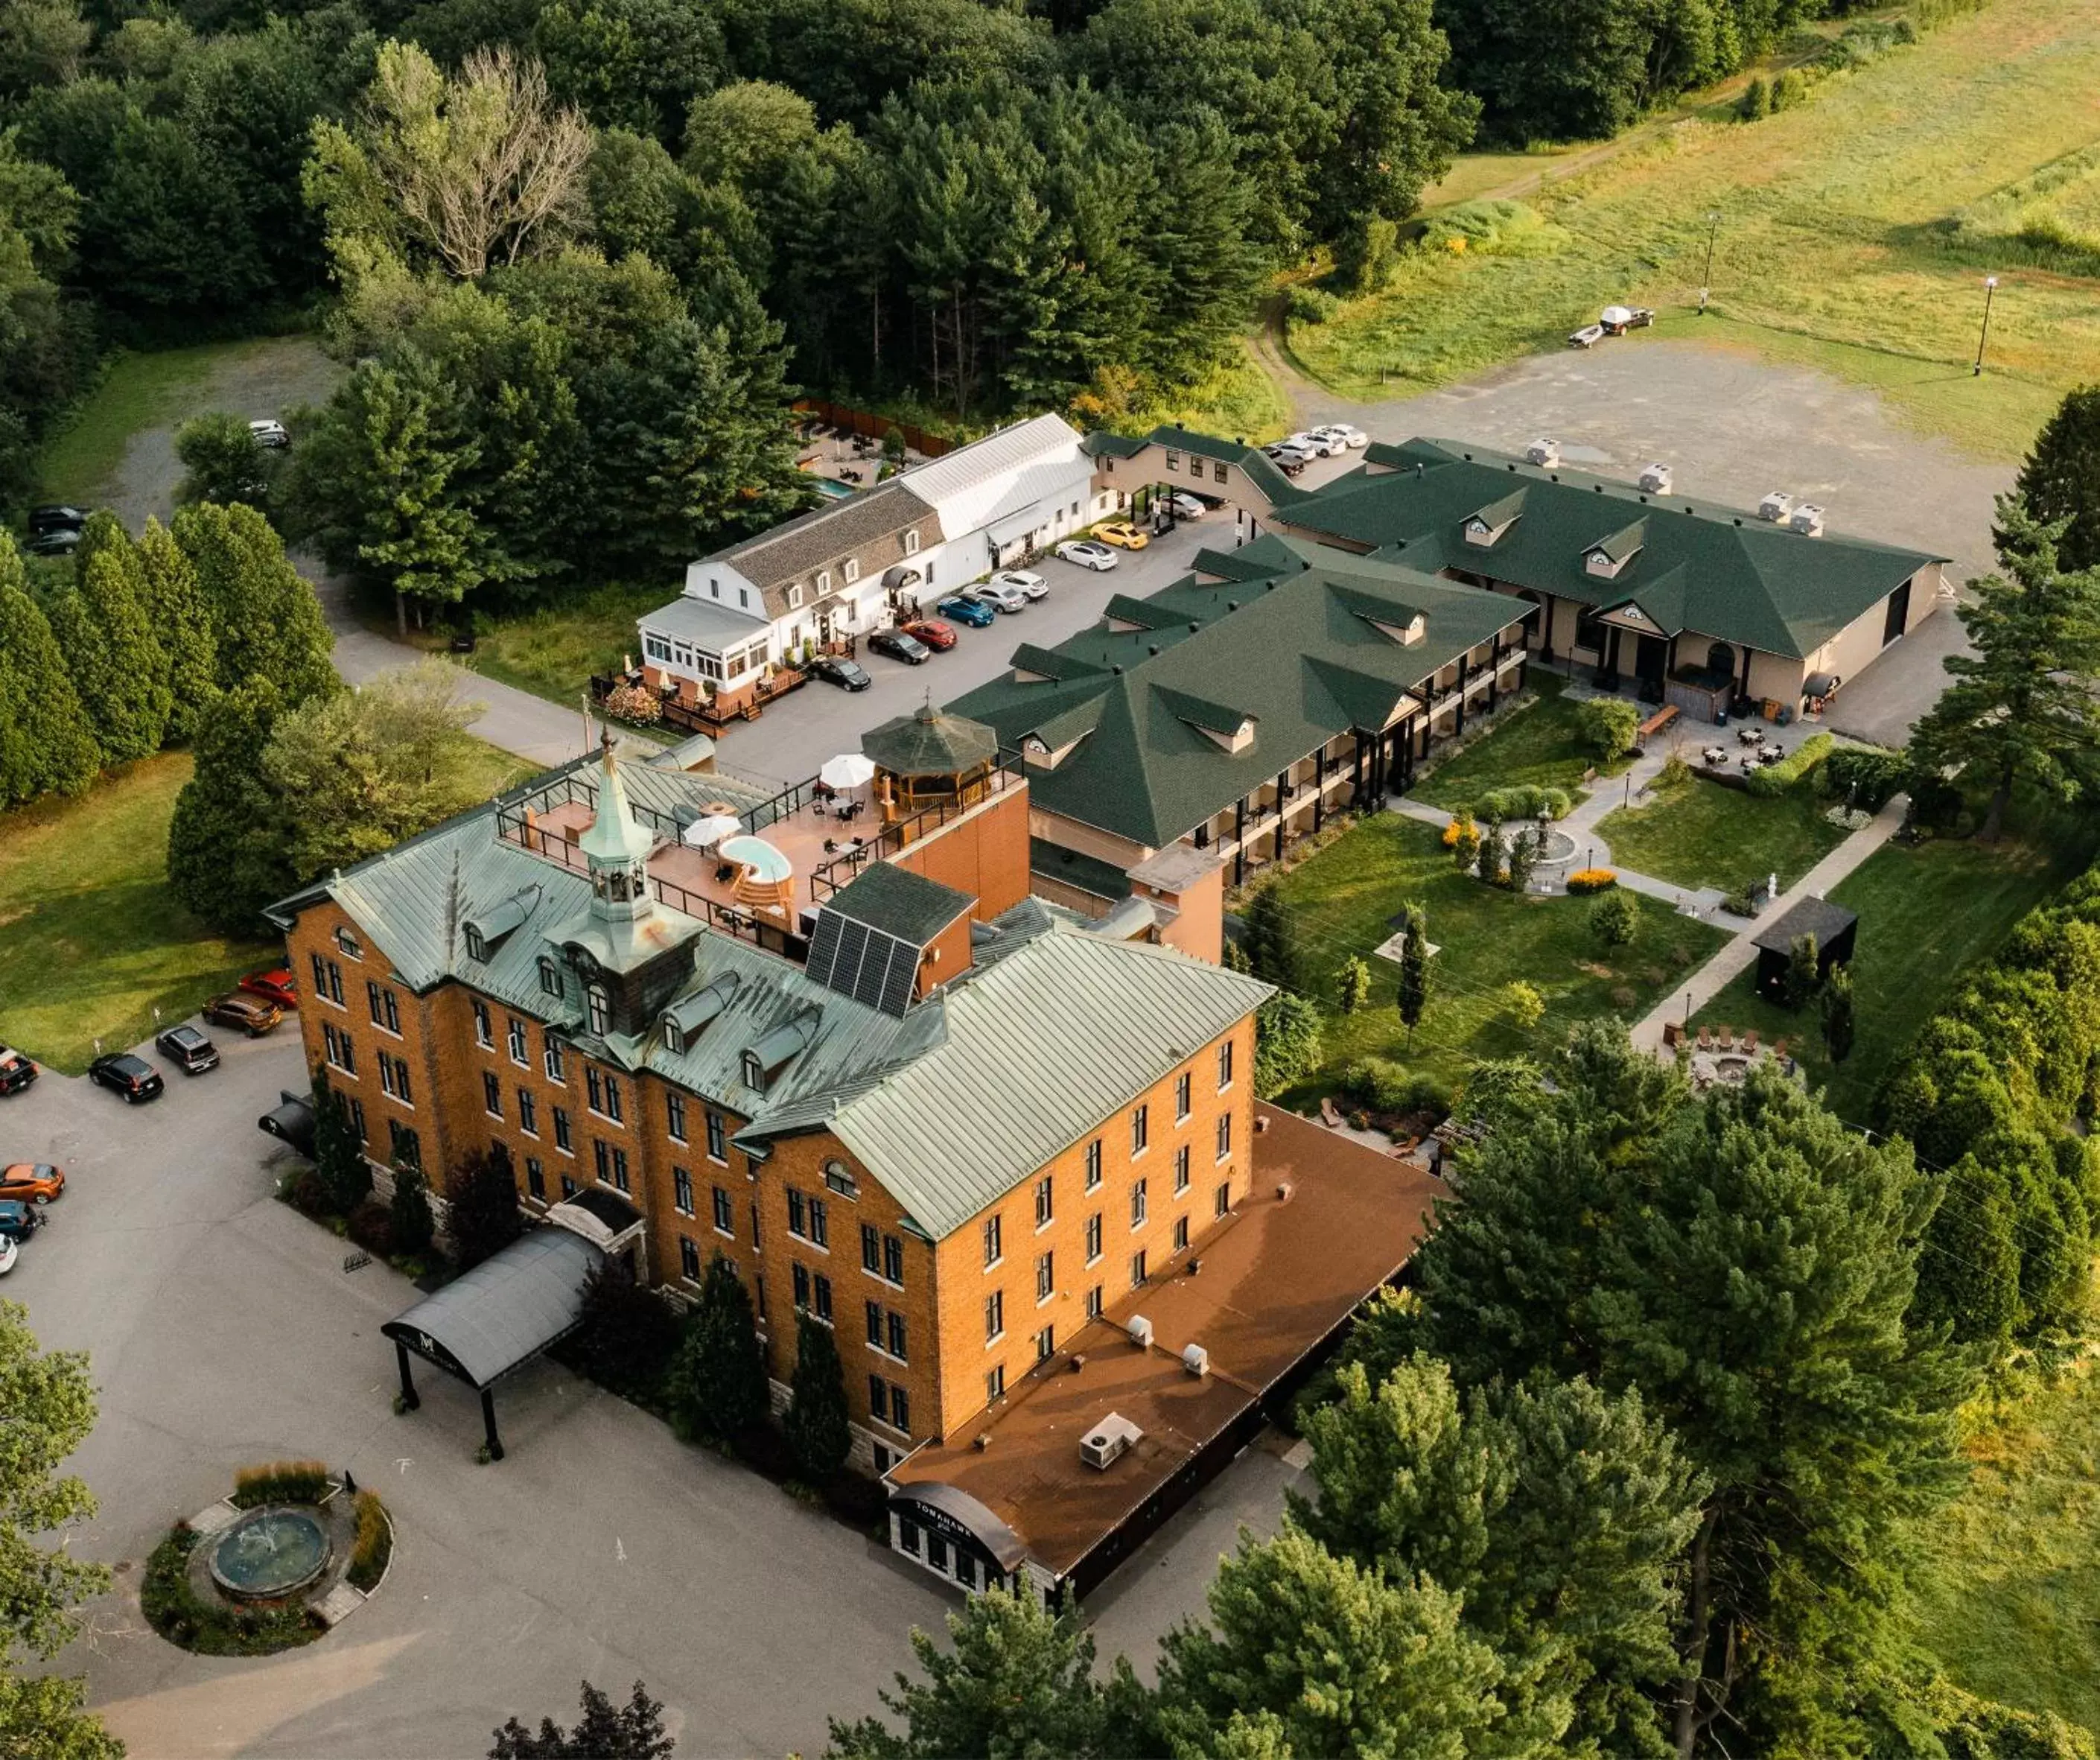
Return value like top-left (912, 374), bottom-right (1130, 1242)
top-left (7, 1016), bottom-right (1291, 1756)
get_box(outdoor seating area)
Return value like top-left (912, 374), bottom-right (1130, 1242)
top-left (1660, 1018), bottom-right (1796, 1087)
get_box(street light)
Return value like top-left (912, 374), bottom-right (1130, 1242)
top-left (1684, 990), bottom-right (1693, 1029)
top-left (1699, 212), bottom-right (1721, 315)
top-left (1973, 275), bottom-right (1999, 375)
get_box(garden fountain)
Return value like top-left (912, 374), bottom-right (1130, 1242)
top-left (209, 1506), bottom-right (333, 1601)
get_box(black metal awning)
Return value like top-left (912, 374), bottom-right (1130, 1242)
top-left (383, 1227), bottom-right (604, 1391)
top-left (258, 1091), bottom-right (316, 1155)
top-left (887, 1481), bottom-right (1029, 1572)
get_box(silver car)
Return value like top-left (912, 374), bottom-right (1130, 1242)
top-left (987, 568), bottom-right (1049, 601)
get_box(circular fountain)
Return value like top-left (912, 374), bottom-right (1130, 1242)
top-left (208, 1506), bottom-right (333, 1601)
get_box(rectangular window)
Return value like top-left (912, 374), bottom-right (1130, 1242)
top-left (1174, 1216), bottom-right (1190, 1252)
top-left (1216, 1181), bottom-right (1231, 1217)
top-left (704, 1111), bottom-right (726, 1160)
top-left (985, 1290), bottom-right (1004, 1342)
top-left (561, 1174), bottom-right (577, 1198)
top-left (1085, 1139), bottom-right (1102, 1189)
top-left (593, 1140), bottom-right (608, 1182)
top-left (1175, 1071), bottom-right (1191, 1120)
top-left (503, 1017), bottom-right (524, 1064)
top-left (518, 1089), bottom-right (537, 1136)
top-left (605, 1076), bottom-right (623, 1124)
top-left (1217, 1113), bottom-right (1232, 1160)
top-left (888, 1312), bottom-right (906, 1360)
top-left (326, 959), bottom-right (345, 1005)
top-left (1131, 1104), bottom-right (1148, 1155)
top-left (861, 1223), bottom-right (881, 1274)
top-left (309, 951), bottom-right (327, 1000)
top-left (672, 1166), bottom-right (693, 1214)
top-left (788, 1188), bottom-right (806, 1238)
top-left (473, 1000), bottom-right (491, 1047)
top-left (1218, 1040), bottom-right (1234, 1089)
top-left (812, 1273), bottom-right (833, 1321)
top-left (538, 956), bottom-right (562, 998)
top-left (793, 1263), bottom-right (809, 1309)
top-left (1174, 1145), bottom-right (1191, 1193)
top-left (526, 1156), bottom-right (544, 1199)
top-left (679, 1236), bottom-right (701, 1280)
top-left (348, 1096), bottom-right (366, 1143)
top-left (388, 1119), bottom-right (420, 1168)
top-left (987, 1364), bottom-right (1005, 1402)
top-left (1131, 1179), bottom-right (1147, 1227)
top-left (1215, 460), bottom-right (1228, 484)
top-left (982, 1215), bottom-right (1002, 1267)
top-left (366, 981), bottom-right (382, 1027)
top-left (713, 1185), bottom-right (734, 1233)
top-left (666, 1093), bottom-right (687, 1143)
top-left (869, 1375), bottom-right (888, 1422)
top-left (1086, 1213), bottom-right (1102, 1263)
top-left (1165, 449), bottom-right (1180, 471)
top-left (544, 1038), bottom-right (565, 1082)
top-left (1086, 1284), bottom-right (1103, 1319)
top-left (1036, 1251), bottom-right (1054, 1302)
top-left (552, 1106), bottom-right (572, 1152)
top-left (808, 1195), bottom-right (829, 1248)
top-left (1130, 1249), bottom-right (1147, 1289)
top-left (866, 1300), bottom-right (884, 1348)
top-left (883, 1234), bottom-right (905, 1284)
top-left (1034, 1175), bottom-right (1054, 1228)
top-left (1035, 1325), bottom-right (1054, 1363)
top-left (482, 1071), bottom-right (502, 1117)
top-left (891, 1386), bottom-right (909, 1435)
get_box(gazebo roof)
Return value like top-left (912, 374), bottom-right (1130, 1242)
top-left (863, 702), bottom-right (999, 778)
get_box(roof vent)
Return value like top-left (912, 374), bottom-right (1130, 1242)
top-left (1525, 438), bottom-right (1561, 468)
top-left (1276, 1181), bottom-right (1294, 1203)
top-left (1127, 1314), bottom-right (1154, 1348)
top-left (1182, 1342), bottom-right (1210, 1377)
top-left (1187, 1257), bottom-right (1201, 1276)
top-left (1639, 463), bottom-right (1673, 495)
top-left (1069, 1353), bottom-right (1086, 1373)
top-left (973, 1432), bottom-right (993, 1450)
top-left (1788, 503), bottom-right (1826, 537)
top-left (1758, 491), bottom-right (1794, 523)
top-left (1081, 1414), bottom-right (1142, 1470)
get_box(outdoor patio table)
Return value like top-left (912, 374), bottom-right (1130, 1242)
top-left (1738, 727), bottom-right (1761, 745)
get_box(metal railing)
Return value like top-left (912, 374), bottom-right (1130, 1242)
top-left (809, 756), bottom-right (1025, 904)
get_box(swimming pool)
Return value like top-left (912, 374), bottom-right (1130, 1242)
top-left (812, 477), bottom-right (856, 500)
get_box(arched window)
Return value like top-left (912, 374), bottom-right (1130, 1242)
top-left (587, 984), bottom-right (610, 1036)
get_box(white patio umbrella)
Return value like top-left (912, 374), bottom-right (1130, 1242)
top-left (681, 813), bottom-right (742, 848)
top-left (820, 753), bottom-right (879, 791)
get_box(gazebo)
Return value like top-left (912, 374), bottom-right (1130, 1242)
top-left (1752, 896), bottom-right (1858, 1002)
top-left (862, 702), bottom-right (1000, 821)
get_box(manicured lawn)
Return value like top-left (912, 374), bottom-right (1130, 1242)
top-left (0, 740), bottom-right (533, 1075)
top-left (1909, 1366), bottom-right (2100, 1736)
top-left (0, 756), bottom-right (273, 1074)
top-left (1595, 773), bottom-right (1849, 896)
top-left (1691, 827), bottom-right (2091, 1122)
top-left (1408, 678), bottom-right (1625, 810)
top-left (1291, 0), bottom-right (2100, 460)
top-left (1266, 813), bottom-right (1729, 1094)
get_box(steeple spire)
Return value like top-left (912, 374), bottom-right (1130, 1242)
top-left (579, 729), bottom-right (655, 920)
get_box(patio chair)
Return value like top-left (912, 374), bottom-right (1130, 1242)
top-left (1770, 1038), bottom-right (1787, 1061)
top-left (1716, 1026), bottom-right (1735, 1051)
top-left (1696, 1026), bottom-right (1712, 1052)
top-left (1743, 1029), bottom-right (1760, 1053)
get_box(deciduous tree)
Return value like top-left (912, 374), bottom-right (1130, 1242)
top-left (60, 536), bottom-right (172, 763)
top-left (171, 501), bottom-right (337, 708)
top-left (135, 519), bottom-right (217, 740)
top-left (166, 676), bottom-right (297, 933)
top-left (1239, 884), bottom-right (1301, 994)
top-left (1589, 887), bottom-right (1638, 950)
top-left (1253, 991), bottom-right (1323, 1097)
top-left (491, 1680), bottom-right (674, 1759)
top-left (0, 540), bottom-right (99, 807)
top-left (311, 1073), bottom-right (373, 1214)
top-left (389, 1163), bottom-right (436, 1259)
top-left (445, 1144), bottom-right (524, 1271)
top-left (174, 410), bottom-right (272, 509)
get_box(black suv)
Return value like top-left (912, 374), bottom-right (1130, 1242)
top-left (88, 1052), bottom-right (165, 1103)
top-left (0, 1046), bottom-right (36, 1095)
top-left (156, 1024), bottom-right (220, 1075)
top-left (28, 505), bottom-right (85, 534)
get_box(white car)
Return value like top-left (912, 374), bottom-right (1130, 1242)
top-left (968, 581), bottom-right (1029, 613)
top-left (987, 568), bottom-right (1049, 601)
top-left (0, 1234), bottom-right (15, 1276)
top-left (1313, 424), bottom-right (1369, 450)
top-left (1165, 491), bottom-right (1208, 520)
top-left (249, 419), bottom-right (289, 448)
top-left (1055, 539), bottom-right (1119, 571)
top-left (1285, 431), bottom-right (1342, 457)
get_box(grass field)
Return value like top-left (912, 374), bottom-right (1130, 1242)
top-left (1596, 772), bottom-right (1850, 895)
top-left (1264, 813), bottom-right (1728, 1093)
top-left (1407, 679), bottom-right (1628, 810)
top-left (1291, 0), bottom-right (2100, 460)
top-left (1688, 829), bottom-right (2085, 1119)
top-left (1910, 1365), bottom-right (2100, 1736)
top-left (0, 740), bottom-right (530, 1074)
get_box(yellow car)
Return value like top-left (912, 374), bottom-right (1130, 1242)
top-left (1093, 521), bottom-right (1151, 550)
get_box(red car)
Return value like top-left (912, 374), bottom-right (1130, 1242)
top-left (240, 968), bottom-right (298, 1010)
top-left (902, 619), bottom-right (957, 651)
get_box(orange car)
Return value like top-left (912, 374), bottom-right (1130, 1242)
top-left (0, 1162), bottom-right (65, 1204)
top-left (1092, 520), bottom-right (1151, 550)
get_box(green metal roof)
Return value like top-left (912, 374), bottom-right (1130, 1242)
top-left (948, 535), bottom-right (1527, 848)
top-left (1289, 439), bottom-right (1942, 661)
top-left (862, 702), bottom-right (1000, 777)
top-left (822, 861), bottom-right (973, 947)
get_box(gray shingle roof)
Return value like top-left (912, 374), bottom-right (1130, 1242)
top-left (822, 862), bottom-right (974, 947)
top-left (707, 479), bottom-right (944, 617)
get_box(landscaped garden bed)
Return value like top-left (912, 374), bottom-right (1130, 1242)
top-left (1594, 764), bottom-right (1851, 896)
top-left (1407, 677), bottom-right (1629, 809)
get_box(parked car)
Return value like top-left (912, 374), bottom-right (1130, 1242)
top-left (987, 569), bottom-right (1049, 600)
top-left (1567, 323), bottom-right (1606, 349)
top-left (0, 1163), bottom-right (64, 1205)
top-left (203, 992), bottom-right (284, 1036)
top-left (1165, 492), bottom-right (1209, 520)
top-left (867, 628), bottom-right (932, 665)
top-left (807, 655), bottom-right (872, 690)
top-left (240, 968), bottom-right (298, 1009)
top-left (249, 418), bottom-right (290, 448)
top-left (156, 1023), bottom-right (220, 1076)
top-left (88, 1052), bottom-right (164, 1102)
top-left (28, 505), bottom-right (86, 534)
top-left (0, 1234), bottom-right (15, 1275)
top-left (967, 582), bottom-right (1029, 614)
top-left (1600, 304), bottom-right (1654, 334)
top-left (1313, 424), bottom-right (1369, 450)
top-left (1092, 521), bottom-right (1150, 550)
top-left (1054, 539), bottom-right (1119, 572)
top-left (0, 1200), bottom-right (39, 1245)
top-left (901, 618), bottom-right (957, 650)
top-left (1263, 451), bottom-right (1310, 478)
top-left (26, 526), bottom-right (80, 556)
top-left (0, 1046), bottom-right (36, 1095)
top-left (1285, 431), bottom-right (1341, 458)
top-left (935, 595), bottom-right (997, 629)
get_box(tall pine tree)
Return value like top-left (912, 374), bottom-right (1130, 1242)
top-left (2013, 383), bottom-right (2100, 574)
top-left (135, 518), bottom-right (218, 740)
top-left (667, 1252), bottom-right (768, 1443)
top-left (0, 540), bottom-right (99, 807)
top-left (166, 677), bottom-right (297, 933)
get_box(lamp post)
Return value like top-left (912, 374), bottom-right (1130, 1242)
top-left (1973, 275), bottom-right (1999, 375)
top-left (1684, 990), bottom-right (1693, 1029)
top-left (1699, 212), bottom-right (1720, 315)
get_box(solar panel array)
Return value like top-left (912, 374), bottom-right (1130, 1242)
top-left (806, 911), bottom-right (919, 1016)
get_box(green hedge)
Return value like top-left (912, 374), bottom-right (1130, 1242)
top-left (141, 1528), bottom-right (326, 1656)
top-left (1743, 733), bottom-right (1833, 797)
top-left (1473, 784), bottom-right (1574, 823)
top-left (1286, 285), bottom-right (1341, 326)
top-left (1821, 743), bottom-right (1909, 812)
top-left (1339, 1057), bottom-right (1455, 1120)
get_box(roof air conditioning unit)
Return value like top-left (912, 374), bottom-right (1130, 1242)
top-left (1182, 1343), bottom-right (1209, 1377)
top-left (1788, 503), bottom-right (1826, 537)
top-left (1080, 1414), bottom-right (1142, 1470)
top-left (1524, 438), bottom-right (1560, 468)
top-left (1758, 491), bottom-right (1794, 523)
top-left (1127, 1315), bottom-right (1154, 1348)
top-left (1638, 463), bottom-right (1673, 496)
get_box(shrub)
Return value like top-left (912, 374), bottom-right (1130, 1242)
top-left (1771, 69), bottom-right (1808, 109)
top-left (279, 1167), bottom-right (331, 1216)
top-left (141, 1527), bottom-right (325, 1656)
top-left (1737, 76), bottom-right (1771, 121)
top-left (564, 1262), bottom-right (684, 1402)
top-left (1502, 980), bottom-right (1545, 1029)
top-left (1334, 955), bottom-right (1373, 1014)
top-left (445, 1145), bottom-right (524, 1272)
top-left (603, 682), bottom-right (661, 725)
top-left (1721, 884), bottom-right (1760, 918)
top-left (1822, 743), bottom-right (1909, 812)
top-left (346, 1491), bottom-right (392, 1592)
top-left (232, 1459), bottom-right (331, 1507)
top-left (1658, 752), bottom-right (1693, 789)
top-left (1473, 784), bottom-right (1571, 823)
top-left (346, 1200), bottom-right (395, 1259)
top-left (1566, 868), bottom-right (1618, 895)
top-left (389, 1166), bottom-right (436, 1261)
top-left (1743, 732), bottom-right (1833, 797)
top-left (1286, 285), bottom-right (1341, 326)
top-left (1255, 991), bottom-right (1325, 1096)
top-left (1338, 1058), bottom-right (1454, 1120)
top-left (1575, 696), bottom-right (1641, 761)
top-left (1590, 889), bottom-right (1641, 949)
top-left (1415, 200), bottom-right (1570, 260)
top-left (1442, 811), bottom-right (1480, 865)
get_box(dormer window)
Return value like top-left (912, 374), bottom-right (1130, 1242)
top-left (843, 557), bottom-right (860, 584)
top-left (664, 1019), bottom-right (686, 1054)
top-left (816, 569), bottom-right (832, 594)
top-left (789, 585), bottom-right (804, 609)
top-left (587, 982), bottom-right (610, 1036)
top-left (903, 531), bottom-right (920, 556)
top-left (538, 955), bottom-right (561, 996)
top-left (742, 1049), bottom-right (765, 1090)
top-left (1584, 519), bottom-right (1646, 579)
top-left (463, 924), bottom-right (488, 962)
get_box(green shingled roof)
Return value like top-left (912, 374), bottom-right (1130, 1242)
top-left (1288, 439), bottom-right (1942, 661)
top-left (948, 535), bottom-right (1526, 848)
top-left (823, 861), bottom-right (973, 947)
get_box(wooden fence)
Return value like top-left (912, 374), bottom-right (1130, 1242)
top-left (792, 399), bottom-right (957, 459)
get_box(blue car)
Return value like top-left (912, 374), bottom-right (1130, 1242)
top-left (936, 595), bottom-right (997, 629)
